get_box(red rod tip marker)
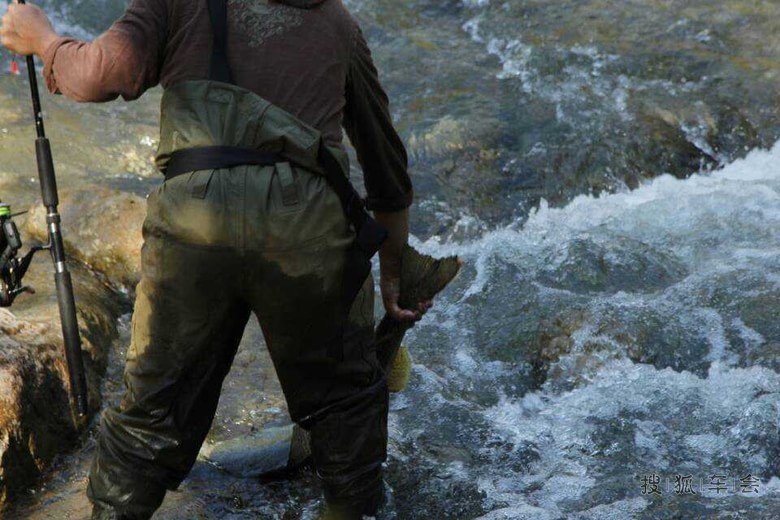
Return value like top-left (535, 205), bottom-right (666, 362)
top-left (10, 60), bottom-right (19, 75)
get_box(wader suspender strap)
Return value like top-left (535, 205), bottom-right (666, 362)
top-left (207, 0), bottom-right (234, 84)
top-left (166, 0), bottom-right (388, 359)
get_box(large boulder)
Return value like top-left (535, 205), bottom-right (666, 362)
top-left (0, 257), bottom-right (125, 505)
top-left (0, 188), bottom-right (144, 507)
top-left (25, 187), bottom-right (146, 291)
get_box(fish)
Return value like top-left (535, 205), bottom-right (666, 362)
top-left (198, 244), bottom-right (462, 477)
top-left (387, 344), bottom-right (411, 393)
top-left (376, 243), bottom-right (463, 376)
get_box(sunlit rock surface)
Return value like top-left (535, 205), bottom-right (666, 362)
top-left (25, 188), bottom-right (145, 291)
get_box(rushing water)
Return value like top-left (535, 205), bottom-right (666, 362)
top-left (2, 0), bottom-right (780, 519)
top-left (394, 141), bottom-right (780, 519)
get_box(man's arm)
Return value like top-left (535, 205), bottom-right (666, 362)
top-left (1, 0), bottom-right (167, 102)
top-left (343, 24), bottom-right (432, 323)
top-left (343, 24), bottom-right (413, 214)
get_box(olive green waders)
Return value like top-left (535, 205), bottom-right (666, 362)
top-left (87, 81), bottom-right (389, 519)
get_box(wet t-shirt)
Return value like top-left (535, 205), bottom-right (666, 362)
top-left (42, 0), bottom-right (412, 211)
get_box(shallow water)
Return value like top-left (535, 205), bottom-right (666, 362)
top-left (2, 0), bottom-right (780, 519)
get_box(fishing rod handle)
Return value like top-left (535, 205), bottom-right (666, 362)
top-left (54, 267), bottom-right (89, 417)
top-left (47, 211), bottom-right (88, 417)
top-left (35, 138), bottom-right (58, 206)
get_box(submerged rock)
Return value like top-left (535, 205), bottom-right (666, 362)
top-left (538, 235), bottom-right (688, 294)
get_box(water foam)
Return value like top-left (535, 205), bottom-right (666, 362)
top-left (401, 142), bottom-right (780, 516)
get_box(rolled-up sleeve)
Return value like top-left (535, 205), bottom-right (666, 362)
top-left (343, 24), bottom-right (413, 212)
top-left (42, 0), bottom-right (168, 102)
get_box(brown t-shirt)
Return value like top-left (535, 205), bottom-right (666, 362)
top-left (41, 0), bottom-right (412, 211)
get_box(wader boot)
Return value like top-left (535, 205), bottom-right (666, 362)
top-left (87, 82), bottom-right (388, 520)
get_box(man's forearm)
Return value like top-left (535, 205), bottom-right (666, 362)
top-left (374, 207), bottom-right (433, 322)
top-left (374, 208), bottom-right (409, 278)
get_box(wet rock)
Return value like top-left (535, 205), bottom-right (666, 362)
top-left (0, 310), bottom-right (85, 506)
top-left (637, 109), bottom-right (720, 173)
top-left (198, 425), bottom-right (297, 478)
top-left (538, 235), bottom-right (688, 294)
top-left (539, 311), bottom-right (586, 362)
top-left (732, 290), bottom-right (780, 344)
top-left (0, 187), bottom-right (134, 507)
top-left (534, 302), bottom-right (729, 390)
top-left (744, 341), bottom-right (780, 373)
top-left (0, 256), bottom-right (125, 506)
top-left (25, 187), bottom-right (145, 291)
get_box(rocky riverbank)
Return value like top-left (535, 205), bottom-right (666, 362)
top-left (0, 188), bottom-right (143, 508)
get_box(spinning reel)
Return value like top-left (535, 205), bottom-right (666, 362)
top-left (0, 202), bottom-right (41, 307)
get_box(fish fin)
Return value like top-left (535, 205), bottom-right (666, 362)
top-left (398, 244), bottom-right (462, 308)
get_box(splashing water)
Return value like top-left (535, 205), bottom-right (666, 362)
top-left (391, 141), bottom-right (780, 518)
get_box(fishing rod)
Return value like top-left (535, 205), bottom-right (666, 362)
top-left (0, 0), bottom-right (89, 418)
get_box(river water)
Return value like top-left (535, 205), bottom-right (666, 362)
top-left (2, 0), bottom-right (779, 519)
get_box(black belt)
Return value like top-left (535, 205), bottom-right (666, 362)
top-left (163, 142), bottom-right (383, 252)
top-left (165, 146), bottom-right (284, 181)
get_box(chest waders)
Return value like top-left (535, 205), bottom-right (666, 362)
top-left (154, 0), bottom-right (390, 404)
top-left (159, 4), bottom-right (387, 325)
top-left (129, 0), bottom-right (387, 519)
top-left (156, 0), bottom-right (389, 413)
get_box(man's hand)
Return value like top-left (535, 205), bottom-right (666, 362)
top-left (379, 264), bottom-right (433, 323)
top-left (1, 2), bottom-right (58, 57)
top-left (374, 208), bottom-right (434, 324)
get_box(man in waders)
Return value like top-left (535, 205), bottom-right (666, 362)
top-left (2, 1), bottom-right (432, 518)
